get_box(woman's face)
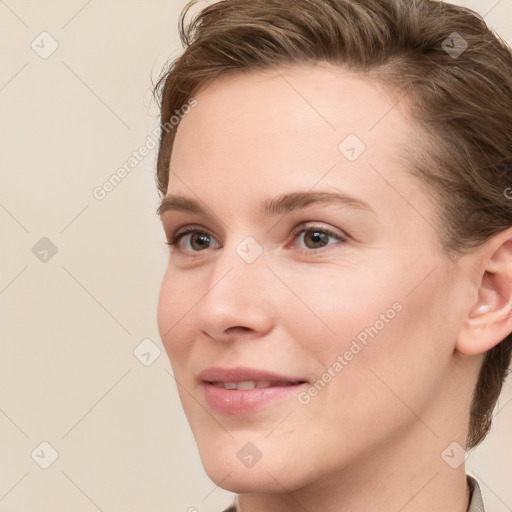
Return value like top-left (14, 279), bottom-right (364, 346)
top-left (157, 63), bottom-right (471, 493)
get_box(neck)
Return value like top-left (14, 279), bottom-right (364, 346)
top-left (235, 421), bottom-right (471, 512)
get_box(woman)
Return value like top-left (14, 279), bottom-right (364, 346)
top-left (155, 0), bottom-right (512, 510)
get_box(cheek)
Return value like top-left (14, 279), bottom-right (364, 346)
top-left (282, 265), bottom-right (401, 357)
top-left (157, 268), bottom-right (194, 361)
top-left (290, 260), bottom-right (451, 412)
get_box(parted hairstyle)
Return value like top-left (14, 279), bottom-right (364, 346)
top-left (154, 0), bottom-right (512, 449)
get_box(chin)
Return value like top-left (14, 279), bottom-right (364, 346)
top-left (202, 457), bottom-right (296, 494)
top-left (207, 467), bottom-right (280, 493)
top-left (195, 435), bottom-right (316, 494)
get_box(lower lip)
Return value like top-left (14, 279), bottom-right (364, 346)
top-left (202, 382), bottom-right (308, 414)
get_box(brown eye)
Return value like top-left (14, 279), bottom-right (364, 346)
top-left (167, 227), bottom-right (221, 253)
top-left (292, 224), bottom-right (346, 251)
top-left (188, 232), bottom-right (212, 251)
top-left (302, 229), bottom-right (331, 249)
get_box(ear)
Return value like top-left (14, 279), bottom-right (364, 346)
top-left (456, 227), bottom-right (512, 356)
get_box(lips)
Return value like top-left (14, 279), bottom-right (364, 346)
top-left (212, 380), bottom-right (300, 390)
top-left (198, 366), bottom-right (307, 387)
top-left (199, 366), bottom-right (309, 414)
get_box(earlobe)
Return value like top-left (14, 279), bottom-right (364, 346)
top-left (456, 229), bottom-right (512, 356)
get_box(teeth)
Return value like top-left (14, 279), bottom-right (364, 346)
top-left (256, 380), bottom-right (272, 389)
top-left (237, 381), bottom-right (256, 390)
top-left (214, 380), bottom-right (274, 390)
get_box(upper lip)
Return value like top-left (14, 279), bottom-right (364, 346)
top-left (198, 366), bottom-right (307, 384)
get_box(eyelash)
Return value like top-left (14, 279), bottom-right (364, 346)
top-left (165, 223), bottom-right (347, 255)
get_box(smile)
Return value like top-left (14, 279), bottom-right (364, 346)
top-left (210, 380), bottom-right (304, 390)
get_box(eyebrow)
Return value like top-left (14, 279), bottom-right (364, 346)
top-left (157, 190), bottom-right (374, 219)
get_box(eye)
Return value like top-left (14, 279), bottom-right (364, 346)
top-left (165, 223), bottom-right (346, 256)
top-left (290, 224), bottom-right (346, 251)
top-left (166, 226), bottom-right (221, 253)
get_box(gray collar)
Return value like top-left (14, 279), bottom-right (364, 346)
top-left (467, 474), bottom-right (485, 512)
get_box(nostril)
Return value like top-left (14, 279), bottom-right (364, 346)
top-left (225, 326), bottom-right (252, 334)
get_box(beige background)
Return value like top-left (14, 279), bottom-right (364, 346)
top-left (0, 0), bottom-right (511, 511)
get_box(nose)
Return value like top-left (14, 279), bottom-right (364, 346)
top-left (193, 245), bottom-right (275, 343)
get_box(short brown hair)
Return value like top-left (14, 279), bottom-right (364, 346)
top-left (154, 0), bottom-right (512, 449)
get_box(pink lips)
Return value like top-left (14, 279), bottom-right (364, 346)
top-left (199, 366), bottom-right (308, 415)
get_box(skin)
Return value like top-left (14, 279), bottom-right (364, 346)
top-left (157, 62), bottom-right (512, 512)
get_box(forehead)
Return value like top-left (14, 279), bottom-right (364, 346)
top-left (172, 62), bottom-right (412, 171)
top-left (168, 62), bottom-right (431, 224)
